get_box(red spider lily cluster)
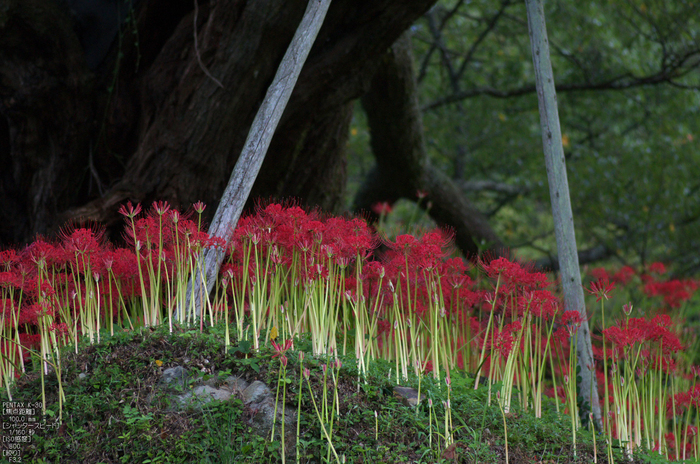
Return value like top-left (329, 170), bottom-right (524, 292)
top-left (1, 201), bottom-right (700, 460)
top-left (580, 268), bottom-right (700, 460)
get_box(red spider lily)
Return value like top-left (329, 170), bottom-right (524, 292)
top-left (39, 279), bottom-right (55, 298)
top-left (552, 311), bottom-right (583, 345)
top-left (651, 352), bottom-right (678, 375)
top-left (49, 322), bottom-right (69, 336)
top-left (589, 267), bottom-right (610, 282)
top-left (59, 222), bottom-right (105, 254)
top-left (586, 277), bottom-right (615, 302)
top-left (648, 262), bottom-right (667, 275)
top-left (482, 257), bottom-right (548, 293)
top-left (669, 386), bottom-right (700, 417)
top-left (612, 265), bottom-right (636, 285)
top-left (152, 200), bottom-right (170, 216)
top-left (125, 216), bottom-right (158, 250)
top-left (392, 234), bottom-right (419, 254)
top-left (61, 228), bottom-right (105, 277)
top-left (169, 210), bottom-right (181, 225)
top-left (192, 201), bottom-right (206, 214)
top-left (271, 338), bottom-right (294, 367)
top-left (104, 248), bottom-right (138, 279)
top-left (544, 385), bottom-right (567, 404)
top-left (23, 238), bottom-right (65, 271)
top-left (441, 257), bottom-right (469, 284)
top-left (118, 201), bottom-right (142, 220)
top-left (488, 320), bottom-right (522, 357)
top-left (18, 302), bottom-right (42, 326)
top-left (308, 263), bottom-right (329, 281)
top-left (205, 235), bottom-right (226, 250)
top-left (0, 297), bottom-right (14, 312)
top-left (362, 261), bottom-right (385, 281)
top-left (643, 278), bottom-right (698, 308)
top-left (602, 315), bottom-right (683, 359)
top-left (384, 230), bottom-right (452, 276)
top-left (560, 309), bottom-right (584, 329)
top-left (339, 233), bottom-right (374, 262)
top-left (622, 302), bottom-right (633, 315)
top-left (371, 201), bottom-right (392, 215)
top-left (665, 432), bottom-right (677, 452)
top-left (649, 314), bottom-right (684, 355)
top-left (482, 256), bottom-right (515, 279)
top-left (520, 289), bottom-right (559, 319)
top-left (414, 230), bottom-right (453, 270)
top-left (0, 270), bottom-right (23, 289)
top-left (18, 333), bottom-right (41, 352)
top-left (420, 230), bottom-right (453, 255)
top-left (0, 249), bottom-right (17, 270)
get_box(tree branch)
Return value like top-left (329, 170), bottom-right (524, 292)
top-left (454, 0), bottom-right (513, 82)
top-left (423, 59), bottom-right (700, 111)
top-left (457, 179), bottom-right (529, 195)
top-left (416, 0), bottom-right (465, 83)
top-left (532, 244), bottom-right (612, 272)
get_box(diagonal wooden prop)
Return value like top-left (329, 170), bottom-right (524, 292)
top-left (182, 0), bottom-right (333, 318)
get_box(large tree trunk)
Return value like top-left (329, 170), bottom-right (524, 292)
top-left (0, 0), bottom-right (437, 245)
top-left (355, 33), bottom-right (505, 258)
top-left (0, 0), bottom-right (96, 243)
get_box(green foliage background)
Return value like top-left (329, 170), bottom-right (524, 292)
top-left (348, 0), bottom-right (700, 274)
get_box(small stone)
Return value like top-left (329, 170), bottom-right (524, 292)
top-left (242, 380), bottom-right (271, 405)
top-left (223, 375), bottom-right (249, 395)
top-left (393, 386), bottom-right (425, 407)
top-left (192, 385), bottom-right (232, 402)
top-left (159, 366), bottom-right (189, 392)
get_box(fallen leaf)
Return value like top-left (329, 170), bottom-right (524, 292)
top-left (441, 443), bottom-right (457, 461)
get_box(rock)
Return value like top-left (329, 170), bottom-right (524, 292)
top-left (156, 366), bottom-right (300, 457)
top-left (222, 375), bottom-right (249, 395)
top-left (241, 380), bottom-right (271, 405)
top-left (236, 380), bottom-right (297, 454)
top-left (159, 366), bottom-right (189, 392)
top-left (248, 395), bottom-right (297, 454)
top-left (193, 385), bottom-right (233, 402)
top-left (393, 386), bottom-right (425, 407)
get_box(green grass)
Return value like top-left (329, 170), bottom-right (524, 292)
top-left (1, 323), bottom-right (672, 463)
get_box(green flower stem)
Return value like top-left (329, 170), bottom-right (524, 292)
top-left (599, 298), bottom-right (612, 461)
top-left (296, 353), bottom-right (304, 464)
top-left (475, 274), bottom-right (501, 389)
top-left (304, 373), bottom-right (340, 464)
top-left (496, 391), bottom-right (509, 464)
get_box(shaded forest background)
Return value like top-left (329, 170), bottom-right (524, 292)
top-left (1, 0), bottom-right (699, 274)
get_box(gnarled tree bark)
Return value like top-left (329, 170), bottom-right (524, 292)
top-left (0, 0), bottom-right (96, 243)
top-left (0, 0), bottom-right (437, 245)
